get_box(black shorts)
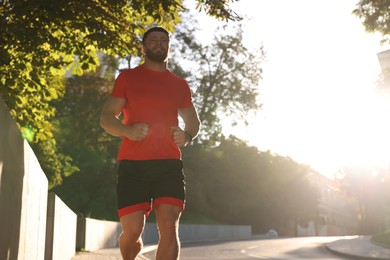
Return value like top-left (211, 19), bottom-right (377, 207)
top-left (117, 159), bottom-right (186, 218)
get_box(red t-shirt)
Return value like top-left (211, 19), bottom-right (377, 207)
top-left (110, 64), bottom-right (193, 161)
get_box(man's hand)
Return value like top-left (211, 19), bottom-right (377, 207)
top-left (171, 126), bottom-right (190, 147)
top-left (124, 123), bottom-right (149, 141)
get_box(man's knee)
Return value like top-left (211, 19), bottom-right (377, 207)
top-left (119, 230), bottom-right (143, 242)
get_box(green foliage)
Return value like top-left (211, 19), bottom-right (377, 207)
top-left (51, 55), bottom-right (121, 219)
top-left (32, 136), bottom-right (79, 189)
top-left (170, 19), bottom-right (265, 146)
top-left (1, 0), bottom-right (177, 140)
top-left (183, 137), bottom-right (319, 234)
top-left (195, 0), bottom-right (241, 21)
top-left (180, 211), bottom-right (224, 224)
top-left (2, 0), bottom-right (241, 187)
top-left (372, 229), bottom-right (390, 248)
top-left (353, 0), bottom-right (390, 44)
top-left (0, 0), bottom-right (181, 186)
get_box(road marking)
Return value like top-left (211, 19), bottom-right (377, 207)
top-left (242, 246), bottom-right (265, 259)
top-left (247, 253), bottom-right (266, 259)
top-left (241, 245), bottom-right (259, 253)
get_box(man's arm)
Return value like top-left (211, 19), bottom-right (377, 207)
top-left (179, 105), bottom-right (201, 140)
top-left (100, 96), bottom-right (148, 140)
top-left (172, 105), bottom-right (201, 147)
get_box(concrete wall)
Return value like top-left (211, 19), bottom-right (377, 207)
top-left (0, 96), bottom-right (25, 259)
top-left (85, 219), bottom-right (121, 250)
top-left (143, 223), bottom-right (253, 245)
top-left (18, 143), bottom-right (48, 260)
top-left (75, 220), bottom-right (252, 251)
top-left (77, 217), bottom-right (122, 251)
top-left (180, 224), bottom-right (252, 243)
top-left (0, 96), bottom-right (48, 260)
top-left (142, 223), bottom-right (159, 244)
top-left (45, 192), bottom-right (77, 260)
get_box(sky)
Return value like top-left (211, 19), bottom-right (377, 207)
top-left (187, 0), bottom-right (390, 179)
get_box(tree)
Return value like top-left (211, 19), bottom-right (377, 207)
top-left (50, 54), bottom-right (121, 219)
top-left (170, 18), bottom-right (265, 145)
top-left (256, 154), bottom-right (319, 235)
top-left (182, 137), bottom-right (319, 234)
top-left (0, 0), bottom-right (241, 187)
top-left (53, 56), bottom-right (120, 220)
top-left (353, 0), bottom-right (390, 44)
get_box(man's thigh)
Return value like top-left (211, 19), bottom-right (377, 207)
top-left (155, 204), bottom-right (182, 235)
top-left (120, 210), bottom-right (146, 237)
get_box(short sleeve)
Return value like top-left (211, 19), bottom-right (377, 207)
top-left (110, 70), bottom-right (128, 99)
top-left (180, 81), bottom-right (193, 108)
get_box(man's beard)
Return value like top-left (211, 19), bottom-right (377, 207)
top-left (145, 48), bottom-right (168, 62)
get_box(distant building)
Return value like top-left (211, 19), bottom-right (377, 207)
top-left (297, 171), bottom-right (359, 236)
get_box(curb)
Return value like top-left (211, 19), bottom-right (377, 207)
top-left (326, 236), bottom-right (390, 260)
top-left (326, 243), bottom-right (376, 260)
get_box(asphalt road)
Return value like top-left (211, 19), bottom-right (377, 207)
top-left (143, 236), bottom-right (354, 259)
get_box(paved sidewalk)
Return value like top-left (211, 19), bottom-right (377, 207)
top-left (326, 235), bottom-right (390, 259)
top-left (72, 236), bottom-right (390, 259)
top-left (72, 245), bottom-right (157, 260)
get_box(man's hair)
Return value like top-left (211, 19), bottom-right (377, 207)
top-left (142, 26), bottom-right (170, 44)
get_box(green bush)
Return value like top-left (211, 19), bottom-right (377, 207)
top-left (372, 229), bottom-right (390, 248)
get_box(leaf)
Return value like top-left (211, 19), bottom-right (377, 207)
top-left (71, 62), bottom-right (84, 76)
top-left (21, 126), bottom-right (35, 142)
top-left (50, 66), bottom-right (65, 76)
top-left (48, 87), bottom-right (59, 99)
top-left (39, 78), bottom-right (47, 85)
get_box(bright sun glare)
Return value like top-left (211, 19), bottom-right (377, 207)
top-left (192, 0), bottom-right (390, 178)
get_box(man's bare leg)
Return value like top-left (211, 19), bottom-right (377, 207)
top-left (119, 211), bottom-right (146, 260)
top-left (155, 204), bottom-right (182, 260)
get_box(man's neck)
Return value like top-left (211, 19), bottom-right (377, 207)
top-left (144, 59), bottom-right (167, 72)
